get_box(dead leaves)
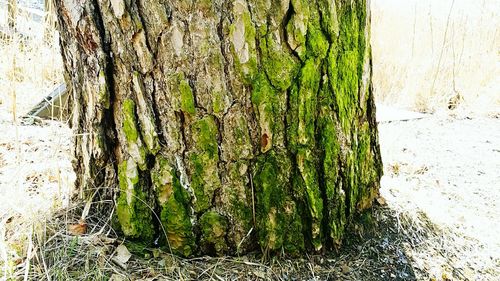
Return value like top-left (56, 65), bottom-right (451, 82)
top-left (68, 219), bottom-right (87, 236)
top-left (67, 195), bottom-right (95, 236)
top-left (112, 244), bottom-right (132, 268)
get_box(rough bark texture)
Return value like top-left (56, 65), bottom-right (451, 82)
top-left (55, 0), bottom-right (382, 256)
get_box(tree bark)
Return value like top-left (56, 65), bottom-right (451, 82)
top-left (55, 0), bottom-right (382, 256)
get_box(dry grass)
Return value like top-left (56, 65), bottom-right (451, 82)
top-left (372, 0), bottom-right (500, 116)
top-left (0, 118), bottom-right (74, 281)
top-left (0, 5), bottom-right (62, 117)
top-left (0, 2), bottom-right (70, 279)
top-left (25, 200), bottom-right (421, 281)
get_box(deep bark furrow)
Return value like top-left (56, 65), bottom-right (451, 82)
top-left (92, 0), bottom-right (120, 199)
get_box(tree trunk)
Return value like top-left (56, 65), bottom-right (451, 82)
top-left (55, 0), bottom-right (382, 256)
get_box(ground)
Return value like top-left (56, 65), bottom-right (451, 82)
top-left (378, 114), bottom-right (500, 280)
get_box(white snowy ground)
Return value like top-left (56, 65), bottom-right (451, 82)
top-left (378, 111), bottom-right (500, 279)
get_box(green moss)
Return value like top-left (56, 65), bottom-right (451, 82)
top-left (116, 160), bottom-right (155, 240)
top-left (98, 70), bottom-right (110, 109)
top-left (212, 91), bottom-right (224, 114)
top-left (259, 34), bottom-right (300, 91)
top-left (333, 50), bottom-right (359, 132)
top-left (286, 0), bottom-right (310, 59)
top-left (326, 3), bottom-right (365, 134)
top-left (291, 0), bottom-right (310, 14)
top-left (179, 75), bottom-right (196, 115)
top-left (306, 22), bottom-right (329, 59)
top-left (191, 116), bottom-right (219, 158)
top-left (188, 116), bottom-right (221, 213)
top-left (287, 5), bottom-right (329, 154)
top-left (112, 0), bottom-right (376, 256)
top-left (251, 73), bottom-right (279, 153)
top-left (251, 73), bottom-right (275, 106)
top-left (199, 211), bottom-right (229, 255)
top-left (317, 0), bottom-right (340, 38)
top-left (298, 59), bottom-right (320, 144)
top-left (122, 99), bottom-right (139, 142)
top-left (317, 80), bottom-right (345, 243)
top-left (305, 6), bottom-right (330, 60)
top-left (287, 59), bottom-right (321, 150)
top-left (224, 161), bottom-right (253, 252)
top-left (321, 1), bottom-right (374, 223)
top-left (122, 99), bottom-right (148, 170)
top-left (151, 156), bottom-right (195, 257)
top-left (346, 152), bottom-right (359, 217)
top-left (295, 148), bottom-right (322, 250)
top-left (250, 0), bottom-right (271, 28)
top-left (229, 1), bottom-right (258, 84)
top-left (283, 200), bottom-right (305, 253)
top-left (283, 7), bottom-right (331, 250)
top-left (318, 111), bottom-right (339, 200)
top-left (354, 122), bottom-right (380, 211)
top-left (282, 1), bottom-right (375, 251)
top-left (253, 150), bottom-right (303, 252)
top-left (313, 106), bottom-right (347, 247)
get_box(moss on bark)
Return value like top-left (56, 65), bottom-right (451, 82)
top-left (187, 116), bottom-right (221, 213)
top-left (151, 156), bottom-right (195, 256)
top-left (116, 160), bottom-right (155, 240)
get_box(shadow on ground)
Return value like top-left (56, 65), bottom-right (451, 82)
top-left (335, 205), bottom-right (418, 281)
